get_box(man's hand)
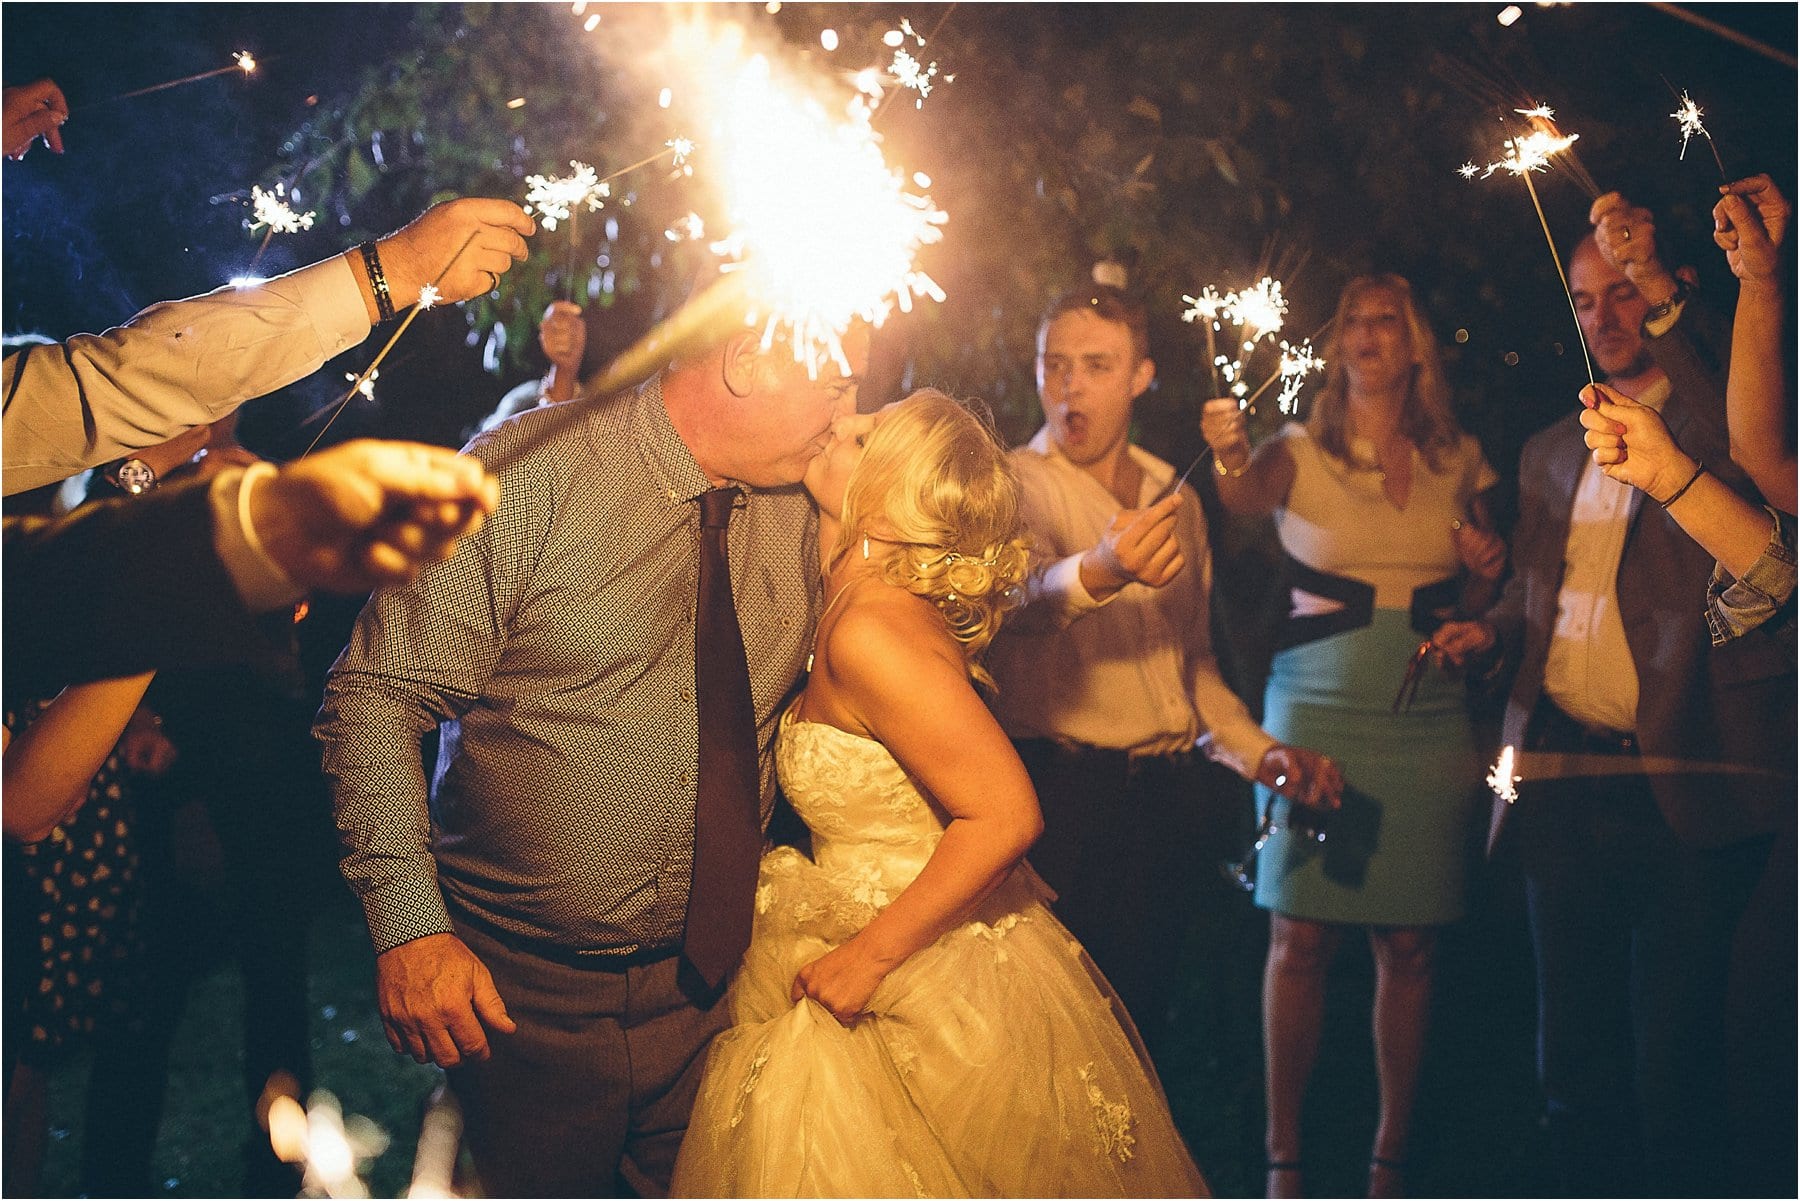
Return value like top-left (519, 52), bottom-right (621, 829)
top-left (1430, 619), bottom-right (1496, 668)
top-left (375, 932), bottom-right (516, 1067)
top-left (1450, 517), bottom-right (1506, 582)
top-left (1199, 397), bottom-right (1252, 473)
top-left (248, 440), bottom-right (501, 594)
top-left (1078, 493), bottom-right (1185, 601)
top-left (377, 198), bottom-right (536, 307)
top-left (1714, 175), bottom-right (1789, 284)
top-left (1577, 382), bottom-right (1694, 502)
top-left (1255, 744), bottom-right (1344, 811)
top-left (3, 79), bottom-right (67, 159)
top-left (538, 300), bottom-right (587, 374)
top-left (1589, 192), bottom-right (1679, 306)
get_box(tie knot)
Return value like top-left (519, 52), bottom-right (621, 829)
top-left (699, 487), bottom-right (738, 530)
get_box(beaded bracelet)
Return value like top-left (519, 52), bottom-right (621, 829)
top-left (358, 240), bottom-right (396, 323)
top-left (1658, 460), bottom-right (1706, 509)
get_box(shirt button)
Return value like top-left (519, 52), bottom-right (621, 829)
top-left (680, 688), bottom-right (692, 701)
top-left (677, 772), bottom-right (691, 785)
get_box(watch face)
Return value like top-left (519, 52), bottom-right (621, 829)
top-left (115, 459), bottom-right (157, 494)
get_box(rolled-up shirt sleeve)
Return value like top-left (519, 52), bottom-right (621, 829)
top-left (3, 256), bottom-right (370, 496)
top-left (1706, 506), bottom-right (1796, 646)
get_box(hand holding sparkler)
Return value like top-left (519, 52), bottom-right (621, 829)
top-left (1714, 175), bottom-right (1790, 284)
top-left (1077, 494), bottom-right (1186, 601)
top-left (1577, 382), bottom-right (1697, 502)
top-left (370, 197), bottom-right (536, 317)
top-left (3, 78), bottom-right (68, 159)
top-left (1199, 396), bottom-right (1253, 474)
top-left (248, 440), bottom-right (501, 592)
top-left (1589, 192), bottom-right (1681, 309)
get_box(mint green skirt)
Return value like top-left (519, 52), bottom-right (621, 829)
top-left (1252, 607), bottom-right (1482, 926)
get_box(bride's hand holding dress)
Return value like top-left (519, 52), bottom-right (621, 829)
top-left (788, 574), bottom-right (1042, 1026)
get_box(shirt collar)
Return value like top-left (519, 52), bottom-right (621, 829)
top-left (627, 374), bottom-right (717, 504)
top-left (1022, 425), bottom-right (1174, 504)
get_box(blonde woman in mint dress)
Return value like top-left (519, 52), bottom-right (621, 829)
top-left (1201, 275), bottom-right (1506, 1199)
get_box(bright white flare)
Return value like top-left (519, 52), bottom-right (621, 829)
top-left (523, 161), bottom-right (610, 231)
top-left (1464, 106), bottom-right (1581, 179)
top-left (248, 183), bottom-right (315, 235)
top-left (416, 284), bottom-right (442, 310)
top-left (1487, 745), bottom-right (1521, 804)
top-left (234, 51), bottom-right (257, 73)
top-left (1275, 338), bottom-right (1324, 414)
top-left (344, 368), bottom-right (379, 400)
top-left (705, 53), bottom-right (947, 377)
top-left (1671, 91), bottom-right (1708, 160)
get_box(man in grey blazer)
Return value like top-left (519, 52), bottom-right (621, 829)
top-left (1435, 195), bottom-right (1789, 1198)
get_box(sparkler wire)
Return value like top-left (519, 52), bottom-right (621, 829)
top-left (1519, 170), bottom-right (1595, 387)
top-left (302, 230), bottom-right (482, 457)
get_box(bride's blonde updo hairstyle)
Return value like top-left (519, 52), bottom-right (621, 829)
top-left (832, 388), bottom-right (1030, 686)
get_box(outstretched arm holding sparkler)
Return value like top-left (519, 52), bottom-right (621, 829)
top-left (1198, 396), bottom-right (1297, 517)
top-left (1714, 175), bottom-right (1795, 514)
top-left (1, 197), bottom-right (533, 495)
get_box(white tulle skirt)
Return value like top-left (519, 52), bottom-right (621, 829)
top-left (670, 848), bottom-right (1210, 1198)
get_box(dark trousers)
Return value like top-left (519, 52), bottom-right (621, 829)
top-left (1514, 708), bottom-right (1766, 1199)
top-left (1014, 738), bottom-right (1230, 1052)
top-left (446, 916), bottom-right (729, 1198)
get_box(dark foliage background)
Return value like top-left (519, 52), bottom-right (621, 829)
top-left (4, 3), bottom-right (1793, 466)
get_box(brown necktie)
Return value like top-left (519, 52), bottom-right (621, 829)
top-left (683, 487), bottom-right (762, 988)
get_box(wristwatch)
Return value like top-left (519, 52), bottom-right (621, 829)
top-left (109, 457), bottom-right (158, 495)
top-left (1643, 278), bottom-right (1691, 324)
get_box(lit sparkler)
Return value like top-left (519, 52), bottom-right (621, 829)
top-left (1487, 744), bottom-right (1521, 804)
top-left (247, 183), bottom-right (315, 235)
top-left (708, 52), bottom-right (946, 377)
top-left (522, 161), bottom-right (609, 231)
top-left (343, 368), bottom-right (378, 400)
top-left (1272, 338), bottom-right (1325, 414)
top-left (1182, 278), bottom-right (1290, 405)
top-left (90, 50), bottom-right (258, 108)
top-left (305, 231), bottom-right (482, 455)
top-left (1667, 87), bottom-right (1727, 177)
top-left (665, 212), bottom-right (707, 242)
top-left (1461, 104), bottom-right (1594, 385)
top-left (267, 1090), bottom-right (388, 1200)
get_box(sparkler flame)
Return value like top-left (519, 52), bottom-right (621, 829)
top-left (1180, 286), bottom-right (1227, 324)
top-left (1462, 105), bottom-right (1581, 179)
top-left (344, 368), bottom-right (379, 400)
top-left (267, 1090), bottom-right (387, 1200)
top-left (1671, 91), bottom-right (1708, 161)
top-left (523, 161), bottom-right (610, 231)
top-left (704, 52), bottom-right (947, 377)
top-left (234, 51), bottom-right (257, 74)
top-left (1275, 339), bottom-right (1324, 414)
top-left (1229, 277), bottom-right (1288, 346)
top-left (666, 136), bottom-right (696, 166)
top-left (416, 284), bottom-right (442, 310)
top-left (247, 183), bottom-right (315, 235)
top-left (1487, 744), bottom-right (1521, 804)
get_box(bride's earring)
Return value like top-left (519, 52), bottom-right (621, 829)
top-left (862, 534), bottom-right (871, 560)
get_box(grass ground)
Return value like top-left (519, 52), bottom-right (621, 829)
top-left (39, 850), bottom-right (1554, 1199)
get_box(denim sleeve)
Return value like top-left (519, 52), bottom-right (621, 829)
top-left (1706, 507), bottom-right (1796, 646)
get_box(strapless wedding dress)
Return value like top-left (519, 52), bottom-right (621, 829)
top-left (670, 709), bottom-right (1209, 1198)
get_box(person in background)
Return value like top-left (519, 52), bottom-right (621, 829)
top-left (1201, 273), bottom-right (1504, 1198)
top-left (478, 300), bottom-right (589, 433)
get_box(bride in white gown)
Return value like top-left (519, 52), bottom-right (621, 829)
top-left (671, 389), bottom-right (1209, 1198)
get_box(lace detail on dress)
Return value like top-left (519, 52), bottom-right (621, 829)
top-left (966, 911), bottom-right (1026, 963)
top-left (730, 1037), bottom-right (773, 1130)
top-left (1078, 1063), bottom-right (1138, 1164)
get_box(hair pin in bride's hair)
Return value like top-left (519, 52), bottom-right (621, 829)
top-left (932, 549), bottom-right (1001, 568)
